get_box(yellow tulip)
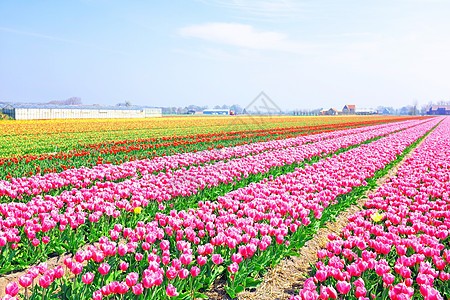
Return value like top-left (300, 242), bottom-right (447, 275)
top-left (370, 212), bottom-right (384, 222)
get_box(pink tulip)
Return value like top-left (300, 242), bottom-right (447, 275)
top-left (5, 282), bottom-right (19, 297)
top-left (231, 253), bottom-right (243, 264)
top-left (166, 284), bottom-right (179, 297)
top-left (322, 286), bottom-right (336, 299)
top-left (135, 252), bottom-right (143, 261)
top-left (31, 238), bottom-right (40, 247)
top-left (125, 272), bottom-right (139, 287)
top-left (38, 274), bottom-right (52, 288)
top-left (166, 266), bottom-right (178, 280)
top-left (119, 261), bottom-right (129, 271)
top-left (132, 283), bottom-right (144, 295)
top-left (116, 282), bottom-right (129, 294)
top-left (118, 244), bottom-right (127, 256)
top-left (172, 259), bottom-right (182, 270)
top-left (190, 266), bottom-right (201, 277)
top-left (71, 262), bottom-right (83, 275)
top-left (211, 254), bottom-right (224, 265)
top-left (197, 255), bottom-right (207, 266)
top-left (382, 273), bottom-right (395, 286)
top-left (315, 270), bottom-right (327, 282)
top-left (355, 286), bottom-right (367, 298)
top-left (82, 272), bottom-right (94, 284)
top-left (18, 275), bottom-right (33, 288)
top-left (160, 240), bottom-right (170, 251)
top-left (179, 268), bottom-right (189, 279)
top-left (101, 285), bottom-right (111, 296)
top-left (180, 253), bottom-right (192, 265)
top-left (93, 290), bottom-right (103, 300)
top-left (227, 262), bottom-right (239, 274)
top-left (98, 263), bottom-right (111, 276)
top-left (29, 268), bottom-right (40, 280)
top-left (336, 281), bottom-right (351, 294)
top-left (54, 266), bottom-right (64, 279)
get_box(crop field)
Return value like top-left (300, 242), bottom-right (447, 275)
top-left (1, 115), bottom-right (449, 300)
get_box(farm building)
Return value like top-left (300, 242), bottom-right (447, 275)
top-left (202, 109), bottom-right (230, 115)
top-left (325, 108), bottom-right (340, 115)
top-left (356, 108), bottom-right (377, 115)
top-left (1, 104), bottom-right (162, 120)
top-left (342, 105), bottom-right (356, 114)
top-left (427, 105), bottom-right (450, 115)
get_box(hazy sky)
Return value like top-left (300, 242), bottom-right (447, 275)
top-left (1, 0), bottom-right (450, 110)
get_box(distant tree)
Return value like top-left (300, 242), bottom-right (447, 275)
top-left (376, 106), bottom-right (395, 115)
top-left (398, 106), bottom-right (412, 115)
top-left (230, 104), bottom-right (243, 114)
top-left (437, 100), bottom-right (450, 105)
top-left (48, 97), bottom-right (82, 105)
top-left (116, 101), bottom-right (132, 107)
top-left (412, 99), bottom-right (418, 115)
top-left (161, 107), bottom-right (173, 114)
top-left (213, 105), bottom-right (221, 109)
top-left (420, 102), bottom-right (432, 115)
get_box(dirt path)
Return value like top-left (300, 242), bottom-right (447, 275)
top-left (235, 137), bottom-right (426, 300)
top-left (0, 242), bottom-right (96, 298)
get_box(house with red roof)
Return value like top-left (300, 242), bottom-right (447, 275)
top-left (342, 105), bottom-right (355, 114)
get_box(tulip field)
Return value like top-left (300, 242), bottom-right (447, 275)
top-left (1, 116), bottom-right (449, 300)
top-left (0, 115), bottom-right (413, 179)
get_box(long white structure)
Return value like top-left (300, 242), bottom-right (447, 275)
top-left (1, 104), bottom-right (162, 120)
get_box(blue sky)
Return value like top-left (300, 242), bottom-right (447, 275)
top-left (1, 0), bottom-right (450, 111)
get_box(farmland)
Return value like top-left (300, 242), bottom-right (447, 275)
top-left (1, 115), bottom-right (449, 300)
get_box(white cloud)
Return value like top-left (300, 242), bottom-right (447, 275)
top-left (179, 22), bottom-right (315, 54)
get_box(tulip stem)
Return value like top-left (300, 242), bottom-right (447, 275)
top-left (81, 284), bottom-right (87, 300)
top-left (63, 281), bottom-right (67, 300)
top-left (73, 275), bottom-right (77, 297)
